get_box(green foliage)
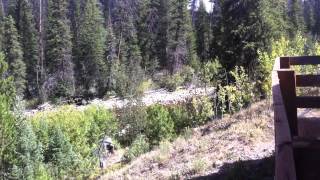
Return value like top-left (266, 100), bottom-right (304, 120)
top-left (3, 16), bottom-right (26, 96)
top-left (12, 0), bottom-right (39, 98)
top-left (256, 34), bottom-right (307, 97)
top-left (46, 125), bottom-right (77, 178)
top-left (14, 120), bottom-right (43, 180)
top-left (167, 0), bottom-right (197, 73)
top-left (145, 104), bottom-right (175, 145)
top-left (195, 0), bottom-right (210, 62)
top-left (180, 65), bottom-right (195, 85)
top-left (31, 105), bottom-right (118, 177)
top-left (0, 52), bottom-right (16, 178)
top-left (200, 59), bottom-right (225, 88)
top-left (117, 101), bottom-right (147, 146)
top-left (168, 105), bottom-right (189, 133)
top-left (0, 95), bottom-right (16, 178)
top-left (186, 96), bottom-right (214, 126)
top-left (218, 66), bottom-right (254, 115)
top-left (162, 73), bottom-right (184, 92)
top-left (160, 66), bottom-right (195, 91)
top-left (45, 0), bottom-right (74, 99)
top-left (76, 0), bottom-right (107, 97)
top-left (123, 135), bottom-right (150, 162)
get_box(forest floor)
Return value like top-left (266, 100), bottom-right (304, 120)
top-left (99, 100), bottom-right (275, 180)
top-left (24, 86), bottom-right (215, 116)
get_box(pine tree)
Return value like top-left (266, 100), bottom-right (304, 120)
top-left (77, 0), bottom-right (107, 97)
top-left (144, 0), bottom-right (169, 69)
top-left (47, 126), bottom-right (77, 178)
top-left (14, 119), bottom-right (43, 179)
top-left (195, 0), bottom-right (210, 63)
top-left (45, 0), bottom-right (75, 99)
top-left (136, 0), bottom-right (159, 75)
top-left (112, 0), bottom-right (144, 97)
top-left (14, 0), bottom-right (40, 98)
top-left (167, 0), bottom-right (196, 73)
top-left (213, 0), bottom-right (275, 70)
top-left (105, 25), bottom-right (118, 92)
top-left (287, 0), bottom-right (305, 37)
top-left (0, 52), bottom-right (16, 179)
top-left (3, 16), bottom-right (26, 96)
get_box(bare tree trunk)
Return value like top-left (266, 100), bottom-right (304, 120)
top-left (38, 0), bottom-right (45, 101)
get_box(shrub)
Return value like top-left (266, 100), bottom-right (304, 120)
top-left (168, 104), bottom-right (190, 133)
top-left (191, 158), bottom-right (208, 173)
top-left (84, 105), bottom-right (119, 147)
top-left (218, 66), bottom-right (255, 115)
top-left (123, 135), bottom-right (150, 162)
top-left (180, 65), bottom-right (195, 85)
top-left (200, 59), bottom-right (225, 88)
top-left (117, 101), bottom-right (147, 146)
top-left (30, 105), bottom-right (119, 177)
top-left (145, 105), bottom-right (175, 145)
top-left (162, 73), bottom-right (184, 92)
top-left (186, 96), bottom-right (214, 126)
top-left (154, 140), bottom-right (172, 164)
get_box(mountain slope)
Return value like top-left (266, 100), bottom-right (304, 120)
top-left (101, 100), bottom-right (275, 179)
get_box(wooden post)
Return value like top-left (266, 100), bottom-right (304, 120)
top-left (280, 57), bottom-right (290, 69)
top-left (278, 70), bottom-right (298, 137)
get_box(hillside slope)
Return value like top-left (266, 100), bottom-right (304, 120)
top-left (101, 100), bottom-right (275, 180)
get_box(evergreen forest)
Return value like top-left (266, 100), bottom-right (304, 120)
top-left (1, 0), bottom-right (320, 179)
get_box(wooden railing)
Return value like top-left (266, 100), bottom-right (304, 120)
top-left (272, 56), bottom-right (320, 180)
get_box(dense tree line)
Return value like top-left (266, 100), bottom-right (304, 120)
top-left (0, 0), bottom-right (319, 101)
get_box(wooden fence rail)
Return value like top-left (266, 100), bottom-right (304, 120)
top-left (273, 56), bottom-right (320, 180)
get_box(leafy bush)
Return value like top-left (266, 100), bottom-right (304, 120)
top-left (186, 96), bottom-right (214, 126)
top-left (218, 66), bottom-right (254, 115)
top-left (145, 105), bottom-right (175, 145)
top-left (123, 135), bottom-right (150, 162)
top-left (256, 34), bottom-right (308, 97)
top-left (168, 104), bottom-right (190, 133)
top-left (180, 65), bottom-right (195, 85)
top-left (161, 73), bottom-right (184, 92)
top-left (117, 101), bottom-right (147, 146)
top-left (30, 105), bottom-right (119, 177)
top-left (200, 59), bottom-right (225, 88)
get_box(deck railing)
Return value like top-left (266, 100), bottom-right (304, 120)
top-left (272, 56), bottom-right (320, 180)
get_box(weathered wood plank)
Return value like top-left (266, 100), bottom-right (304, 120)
top-left (296, 75), bottom-right (320, 87)
top-left (280, 57), bottom-right (291, 68)
top-left (278, 70), bottom-right (298, 136)
top-left (287, 56), bottom-right (320, 65)
top-left (272, 62), bottom-right (297, 180)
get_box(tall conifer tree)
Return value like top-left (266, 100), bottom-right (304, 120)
top-left (167, 0), bottom-right (196, 73)
top-left (112, 0), bottom-right (144, 97)
top-left (45, 0), bottom-right (75, 98)
top-left (77, 0), bottom-right (107, 96)
top-left (13, 0), bottom-right (39, 97)
top-left (195, 0), bottom-right (210, 63)
top-left (3, 16), bottom-right (26, 96)
top-left (287, 0), bottom-right (305, 37)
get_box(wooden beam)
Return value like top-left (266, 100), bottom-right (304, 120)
top-left (273, 65), bottom-right (297, 180)
top-left (286, 56), bottom-right (320, 65)
top-left (280, 57), bottom-right (290, 69)
top-left (296, 97), bottom-right (320, 108)
top-left (296, 75), bottom-right (320, 87)
top-left (278, 70), bottom-right (298, 136)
